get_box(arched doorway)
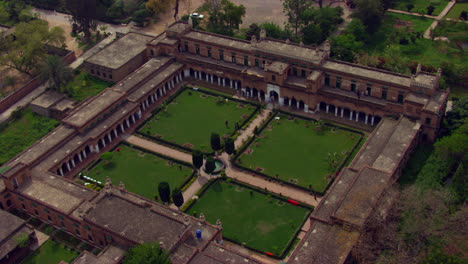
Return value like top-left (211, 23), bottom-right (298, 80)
top-left (252, 88), bottom-right (258, 98)
top-left (269, 91), bottom-right (279, 103)
top-left (291, 98), bottom-right (297, 109)
top-left (299, 100), bottom-right (305, 110)
top-left (189, 68), bottom-right (195, 77)
top-left (283, 96), bottom-right (290, 107)
top-left (246, 87), bottom-right (251, 97)
top-left (260, 91), bottom-right (265, 101)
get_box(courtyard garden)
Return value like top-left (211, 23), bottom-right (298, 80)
top-left (445, 3), bottom-right (468, 19)
top-left (391, 0), bottom-right (449, 16)
top-left (0, 109), bottom-right (59, 165)
top-left (62, 70), bottom-right (114, 102)
top-left (138, 88), bottom-right (258, 152)
top-left (21, 239), bottom-right (79, 264)
top-left (236, 114), bottom-right (361, 193)
top-left (186, 179), bottom-right (310, 257)
top-left (83, 144), bottom-right (194, 200)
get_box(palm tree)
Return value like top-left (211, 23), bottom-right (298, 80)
top-left (40, 55), bottom-right (73, 93)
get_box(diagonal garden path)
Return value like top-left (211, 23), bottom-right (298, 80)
top-left (126, 108), bottom-right (322, 208)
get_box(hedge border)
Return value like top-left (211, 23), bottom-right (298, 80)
top-left (233, 111), bottom-right (365, 196)
top-left (135, 86), bottom-right (261, 155)
top-left (182, 177), bottom-right (312, 259)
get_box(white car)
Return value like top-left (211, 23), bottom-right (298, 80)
top-left (190, 13), bottom-right (205, 19)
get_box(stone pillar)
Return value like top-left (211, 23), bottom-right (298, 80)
top-left (371, 116), bottom-right (375, 126)
top-left (66, 162), bottom-right (71, 172)
top-left (131, 115), bottom-right (136, 124)
top-left (279, 98), bottom-right (284, 106)
top-left (365, 114), bottom-right (368, 124)
top-left (355, 112), bottom-right (359, 122)
top-left (70, 159), bottom-right (76, 168)
top-left (234, 81), bottom-right (237, 89)
top-left (78, 153), bottom-right (83, 162)
top-left (316, 103), bottom-right (320, 112)
top-left (341, 108), bottom-right (344, 118)
top-left (184, 69), bottom-right (189, 77)
top-left (326, 104), bottom-right (329, 114)
top-left (305, 104), bottom-right (309, 112)
top-left (107, 134), bottom-right (112, 142)
top-left (82, 150), bottom-right (87, 159)
top-left (101, 138), bottom-right (106, 147)
top-left (138, 110), bottom-right (142, 118)
top-left (114, 129), bottom-right (118, 137)
top-left (120, 124), bottom-right (125, 132)
top-left (126, 119), bottom-right (130, 127)
top-left (230, 81), bottom-right (233, 89)
top-left (350, 111), bottom-right (353, 121)
top-left (335, 107), bottom-right (338, 117)
top-left (218, 78), bottom-right (221, 86)
top-left (58, 168), bottom-right (64, 176)
top-left (222, 78), bottom-right (225, 87)
top-left (95, 144), bottom-right (100, 153)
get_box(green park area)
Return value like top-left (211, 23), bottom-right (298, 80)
top-left (85, 145), bottom-right (193, 200)
top-left (21, 240), bottom-right (78, 264)
top-left (0, 109), bottom-right (59, 165)
top-left (445, 3), bottom-right (468, 19)
top-left (237, 114), bottom-right (360, 193)
top-left (139, 89), bottom-right (257, 152)
top-left (392, 0), bottom-right (449, 16)
top-left (63, 71), bottom-right (114, 102)
top-left (187, 180), bottom-right (309, 257)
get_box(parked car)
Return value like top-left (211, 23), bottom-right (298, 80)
top-left (190, 13), bottom-right (205, 19)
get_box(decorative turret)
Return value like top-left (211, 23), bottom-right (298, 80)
top-left (188, 16), bottom-right (193, 28)
top-left (323, 40), bottom-right (331, 56)
top-left (119, 181), bottom-right (126, 192)
top-left (104, 176), bottom-right (112, 195)
top-left (251, 35), bottom-right (257, 47)
top-left (416, 63), bottom-right (421, 74)
top-left (437, 68), bottom-right (442, 77)
top-left (216, 219), bottom-right (223, 230)
top-left (285, 39), bottom-right (290, 44)
top-left (199, 213), bottom-right (206, 223)
top-left (260, 28), bottom-right (266, 40)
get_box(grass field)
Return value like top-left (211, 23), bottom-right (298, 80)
top-left (237, 114), bottom-right (360, 192)
top-left (0, 109), bottom-right (59, 165)
top-left (21, 240), bottom-right (78, 264)
top-left (392, 0), bottom-right (449, 16)
top-left (387, 12), bottom-right (434, 33)
top-left (139, 89), bottom-right (257, 152)
top-left (445, 3), bottom-right (468, 19)
top-left (63, 71), bottom-right (114, 101)
top-left (85, 145), bottom-right (193, 200)
top-left (187, 180), bottom-right (309, 256)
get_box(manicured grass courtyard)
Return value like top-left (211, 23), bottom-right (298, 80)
top-left (237, 114), bottom-right (361, 193)
top-left (63, 71), bottom-right (114, 101)
top-left (445, 3), bottom-right (468, 19)
top-left (387, 12), bottom-right (434, 33)
top-left (21, 240), bottom-right (78, 264)
top-left (187, 180), bottom-right (309, 256)
top-left (139, 89), bottom-right (257, 152)
top-left (85, 145), bottom-right (193, 199)
top-left (0, 109), bottom-right (59, 165)
top-left (392, 0), bottom-right (449, 16)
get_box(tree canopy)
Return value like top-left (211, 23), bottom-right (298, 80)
top-left (40, 55), bottom-right (73, 91)
top-left (192, 150), bottom-right (204, 170)
top-left (210, 133), bottom-right (221, 152)
top-left (172, 188), bottom-right (184, 208)
top-left (205, 0), bottom-right (246, 36)
top-left (0, 19), bottom-right (65, 75)
top-left (158, 182), bottom-right (171, 203)
top-left (64, 0), bottom-right (97, 43)
top-left (123, 243), bottom-right (171, 264)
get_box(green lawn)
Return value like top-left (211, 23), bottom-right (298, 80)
top-left (139, 89), bottom-right (257, 152)
top-left (392, 0), bottom-right (449, 16)
top-left (445, 3), bottom-right (468, 19)
top-left (21, 240), bottom-right (78, 264)
top-left (85, 145), bottom-right (193, 200)
top-left (237, 114), bottom-right (360, 192)
top-left (187, 180), bottom-right (309, 256)
top-left (387, 12), bottom-right (434, 33)
top-left (63, 71), bottom-right (114, 101)
top-left (0, 109), bottom-right (59, 165)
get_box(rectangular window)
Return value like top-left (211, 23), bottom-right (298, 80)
top-left (244, 55), bottom-right (248, 66)
top-left (207, 47), bottom-right (212, 58)
top-left (336, 77), bottom-right (342, 89)
top-left (34, 209), bottom-right (39, 215)
top-left (195, 45), bottom-right (200, 55)
top-left (425, 118), bottom-right (431, 125)
top-left (367, 86), bottom-right (372, 96)
top-left (398, 92), bottom-right (404, 104)
top-left (109, 75), bottom-right (113, 80)
top-left (351, 82), bottom-right (356, 92)
top-left (382, 87), bottom-right (388, 100)
top-left (293, 68), bottom-right (298, 76)
top-left (272, 75), bottom-right (276, 82)
top-left (325, 75), bottom-right (330, 86)
top-left (231, 55), bottom-right (236, 63)
top-left (219, 51), bottom-right (224, 61)
top-left (31, 203), bottom-right (37, 207)
top-left (255, 59), bottom-right (259, 67)
top-left (301, 70), bottom-right (306, 78)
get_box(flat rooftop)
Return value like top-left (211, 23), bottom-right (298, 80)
top-left (18, 179), bottom-right (85, 214)
top-left (0, 210), bottom-right (33, 260)
top-left (267, 61), bottom-right (289, 74)
top-left (63, 89), bottom-right (124, 128)
top-left (83, 194), bottom-right (187, 245)
top-left (72, 245), bottom-right (125, 264)
top-left (424, 90), bottom-right (447, 113)
top-left (30, 91), bottom-right (65, 109)
top-left (86, 33), bottom-right (153, 70)
top-left (111, 57), bottom-right (173, 94)
top-left (183, 31), bottom-right (251, 52)
top-left (323, 60), bottom-right (412, 87)
top-left (288, 221), bottom-right (359, 264)
top-left (255, 39), bottom-right (325, 64)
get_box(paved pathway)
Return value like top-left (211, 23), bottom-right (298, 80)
top-left (125, 135), bottom-right (192, 163)
top-left (235, 108), bottom-right (271, 148)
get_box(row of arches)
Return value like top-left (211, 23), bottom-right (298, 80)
top-left (189, 68), bottom-right (242, 90)
top-left (317, 102), bottom-right (382, 126)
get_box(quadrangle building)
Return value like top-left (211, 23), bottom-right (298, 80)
top-left (0, 21), bottom-right (448, 264)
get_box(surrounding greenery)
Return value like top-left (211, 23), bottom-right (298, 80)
top-left (392, 0), bottom-right (449, 16)
top-left (445, 96), bottom-right (468, 132)
top-left (13, 232), bottom-right (30, 248)
top-left (0, 109), bottom-right (59, 165)
top-left (61, 70), bottom-right (114, 101)
top-left (398, 144), bottom-right (434, 185)
top-left (21, 240), bottom-right (78, 264)
top-left (191, 150), bottom-right (203, 171)
top-left (210, 133), bottom-right (221, 152)
top-left (187, 180), bottom-right (309, 256)
top-left (204, 157), bottom-right (216, 174)
top-left (445, 3), bottom-right (468, 19)
top-left (237, 114), bottom-right (360, 192)
top-left (86, 145), bottom-right (192, 200)
top-left (224, 137), bottom-right (235, 155)
top-left (63, 0), bottom-right (97, 43)
top-left (0, 0), bottom-right (35, 25)
top-left (140, 89), bottom-right (257, 152)
top-left (123, 243), bottom-right (171, 264)
top-left (40, 55), bottom-right (73, 92)
top-left (172, 188), bottom-right (184, 208)
top-left (0, 19), bottom-right (65, 75)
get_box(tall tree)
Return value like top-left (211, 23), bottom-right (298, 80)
top-left (40, 55), bottom-right (73, 92)
top-left (123, 243), bottom-right (171, 264)
top-left (158, 182), bottom-right (171, 203)
top-left (205, 157), bottom-right (216, 174)
top-left (210, 133), bottom-right (221, 153)
top-left (64, 0), bottom-right (97, 43)
top-left (192, 150), bottom-right (204, 173)
top-left (172, 188), bottom-right (184, 208)
top-left (282, 0), bottom-right (313, 37)
top-left (224, 137), bottom-right (235, 155)
top-left (353, 0), bottom-right (384, 34)
top-left (0, 20), bottom-right (65, 75)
